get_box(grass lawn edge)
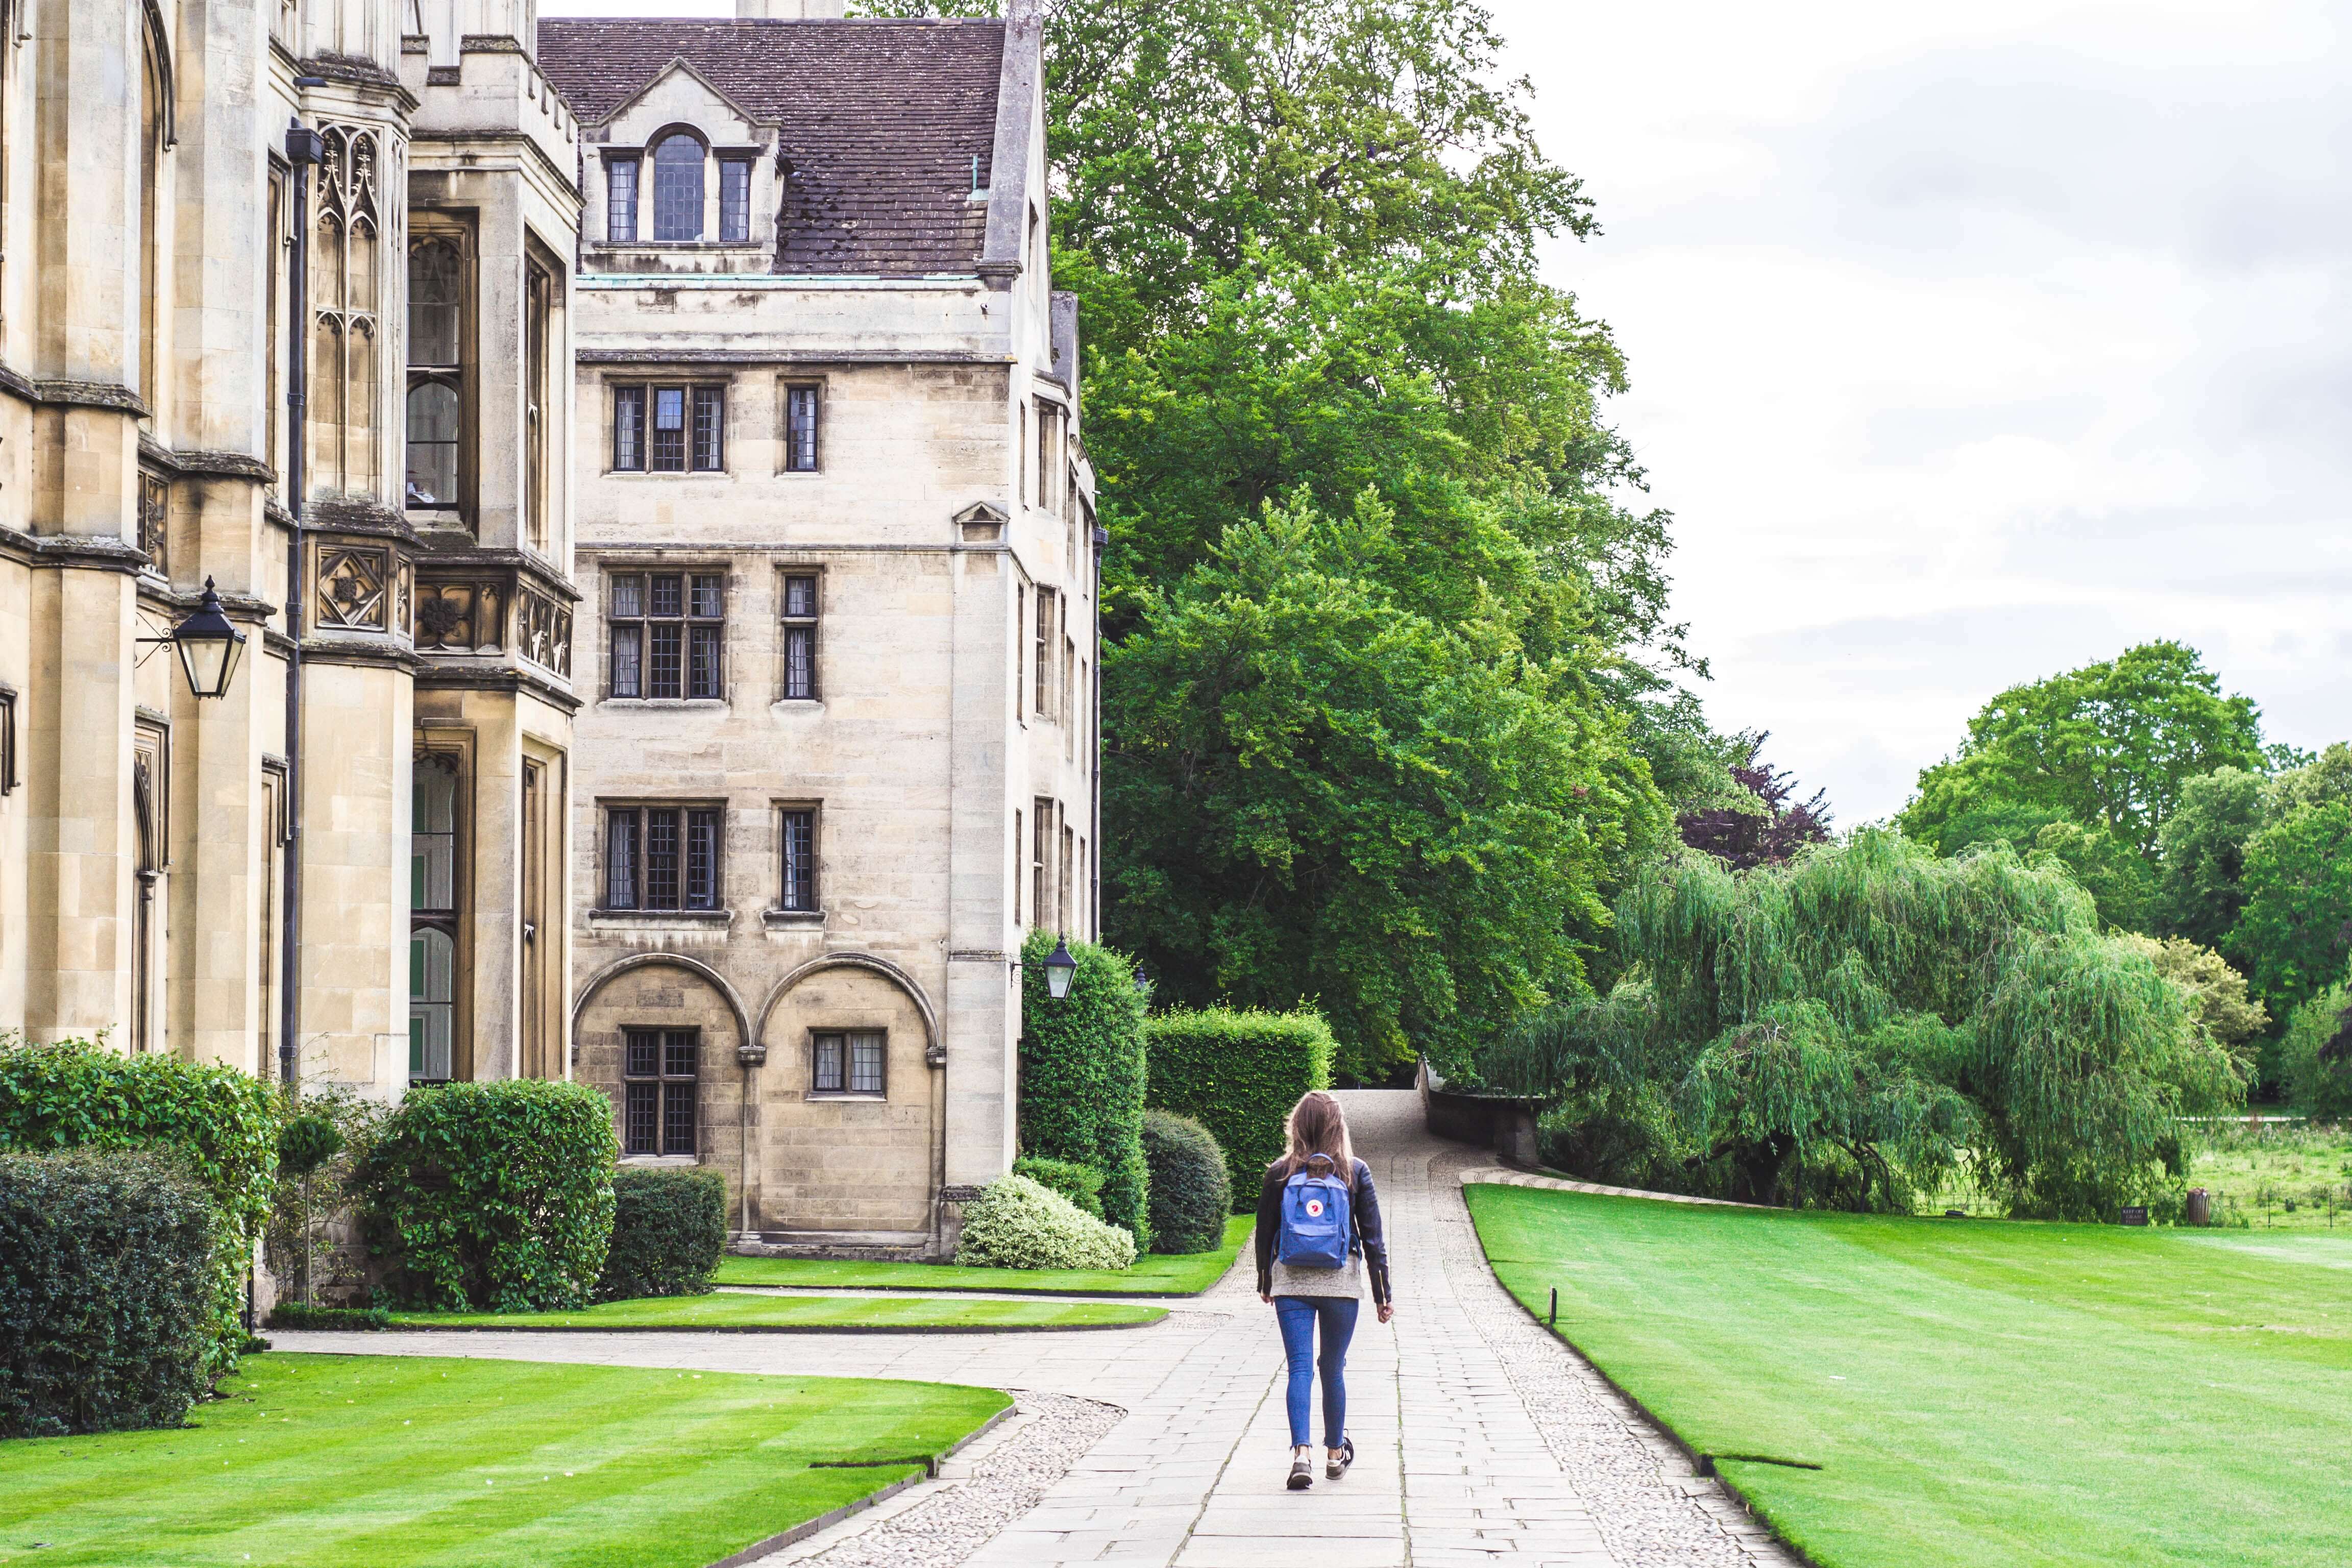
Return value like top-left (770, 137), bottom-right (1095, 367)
top-left (375, 1316), bottom-right (1165, 1335)
top-left (704, 1400), bottom-right (1017, 1568)
top-left (713, 1215), bottom-right (1254, 1297)
top-left (1459, 1182), bottom-right (1828, 1567)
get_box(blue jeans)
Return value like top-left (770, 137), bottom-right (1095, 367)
top-left (1273, 1295), bottom-right (1359, 1450)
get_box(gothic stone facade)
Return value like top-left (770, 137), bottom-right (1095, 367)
top-left (0, 0), bottom-right (581, 1094)
top-left (543, 1), bottom-right (1099, 1255)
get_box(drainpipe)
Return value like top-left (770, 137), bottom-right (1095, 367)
top-left (279, 112), bottom-right (324, 1089)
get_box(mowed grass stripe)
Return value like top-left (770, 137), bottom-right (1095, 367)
top-left (714, 1214), bottom-right (1253, 1295)
top-left (386, 1291), bottom-right (1165, 1331)
top-left (0, 1355), bottom-right (1006, 1568)
top-left (1465, 1183), bottom-right (2352, 1568)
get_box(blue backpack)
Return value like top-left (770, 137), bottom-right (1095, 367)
top-left (1277, 1154), bottom-right (1354, 1270)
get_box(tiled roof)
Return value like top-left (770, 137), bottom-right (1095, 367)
top-left (536, 19), bottom-right (1004, 276)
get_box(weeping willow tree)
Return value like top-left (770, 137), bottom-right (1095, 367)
top-left (1481, 830), bottom-right (2244, 1217)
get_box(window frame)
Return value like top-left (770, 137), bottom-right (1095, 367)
top-left (408, 748), bottom-right (467, 1085)
top-left (779, 570), bottom-right (820, 701)
top-left (781, 382), bottom-right (822, 473)
top-left (404, 223), bottom-right (473, 520)
top-left (601, 801), bottom-right (725, 913)
top-left (650, 131), bottom-right (707, 243)
top-left (719, 157), bottom-right (752, 243)
top-left (0, 685), bottom-right (16, 795)
top-left (777, 802), bottom-right (819, 914)
top-left (605, 154), bottom-right (640, 243)
top-left (610, 382), bottom-right (728, 475)
top-left (1033, 586), bottom-right (1056, 717)
top-left (606, 568), bottom-right (727, 701)
top-left (622, 1026), bottom-right (700, 1156)
top-left (808, 1028), bottom-right (887, 1099)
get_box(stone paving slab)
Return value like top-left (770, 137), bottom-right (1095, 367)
top-left (273, 1090), bottom-right (1802, 1567)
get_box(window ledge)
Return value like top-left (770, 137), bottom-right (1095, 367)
top-left (762, 908), bottom-right (825, 929)
top-left (768, 699), bottom-right (825, 713)
top-left (619, 1154), bottom-right (701, 1167)
top-left (805, 1092), bottom-right (887, 1103)
top-left (600, 698), bottom-right (729, 709)
top-left (589, 908), bottom-right (734, 931)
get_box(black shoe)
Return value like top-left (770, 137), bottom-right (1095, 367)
top-left (1288, 1453), bottom-right (1313, 1490)
top-left (1326, 1437), bottom-right (1354, 1480)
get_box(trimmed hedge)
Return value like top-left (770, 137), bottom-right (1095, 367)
top-left (355, 1080), bottom-right (618, 1313)
top-left (1019, 929), bottom-right (1151, 1247)
top-left (1141, 1110), bottom-right (1231, 1254)
top-left (0, 1038), bottom-right (279, 1374)
top-left (266, 1303), bottom-right (389, 1332)
top-left (1144, 1008), bottom-right (1335, 1209)
top-left (598, 1167), bottom-right (728, 1301)
top-left (954, 1173), bottom-right (1137, 1270)
top-left (1, 1150), bottom-right (219, 1437)
top-left (1013, 1155), bottom-right (1105, 1219)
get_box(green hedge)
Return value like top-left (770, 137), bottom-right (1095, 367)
top-left (1019, 929), bottom-right (1150, 1247)
top-left (1141, 1110), bottom-right (1230, 1254)
top-left (598, 1167), bottom-right (728, 1301)
top-left (1012, 1156), bottom-right (1105, 1218)
top-left (955, 1173), bottom-right (1138, 1270)
top-left (1, 1150), bottom-right (220, 1437)
top-left (355, 1080), bottom-right (617, 1313)
top-left (1144, 1008), bottom-right (1335, 1209)
top-left (265, 1303), bottom-right (389, 1332)
top-left (0, 1038), bottom-right (279, 1374)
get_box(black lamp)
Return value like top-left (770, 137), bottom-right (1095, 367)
top-left (1042, 937), bottom-right (1077, 1001)
top-left (171, 577), bottom-right (248, 699)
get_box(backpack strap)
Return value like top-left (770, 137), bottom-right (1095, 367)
top-left (1301, 1152), bottom-right (1336, 1175)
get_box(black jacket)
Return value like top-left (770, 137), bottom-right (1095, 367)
top-left (1255, 1158), bottom-right (1391, 1307)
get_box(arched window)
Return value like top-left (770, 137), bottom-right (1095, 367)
top-left (138, 28), bottom-right (167, 414)
top-left (651, 134), bottom-right (704, 241)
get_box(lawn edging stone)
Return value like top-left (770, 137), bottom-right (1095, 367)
top-left (702, 1402), bottom-right (1018, 1568)
top-left (1459, 1181), bottom-right (1827, 1568)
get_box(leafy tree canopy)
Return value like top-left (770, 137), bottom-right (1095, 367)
top-left (2026, 820), bottom-right (2155, 934)
top-left (1480, 832), bottom-right (2242, 1219)
top-left (2153, 766), bottom-right (2267, 950)
top-left (2116, 934), bottom-right (2268, 1074)
top-left (1102, 494), bottom-right (1663, 1085)
top-left (1899, 642), bottom-right (2268, 859)
top-left (2229, 800), bottom-right (2352, 1020)
top-left (1677, 734), bottom-right (1831, 871)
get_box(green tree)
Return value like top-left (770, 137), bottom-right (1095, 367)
top-left (1900, 643), bottom-right (2267, 857)
top-left (2230, 801), bottom-right (2352, 1019)
top-left (2117, 934), bottom-right (2268, 1077)
top-left (1480, 833), bottom-right (2242, 1219)
top-left (2028, 820), bottom-right (2155, 933)
top-left (2154, 766), bottom-right (2266, 948)
top-left (1104, 494), bottom-right (1662, 1084)
top-left (2278, 977), bottom-right (2352, 1122)
top-left (1016, 928), bottom-right (1150, 1245)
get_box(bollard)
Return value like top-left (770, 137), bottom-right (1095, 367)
top-left (2185, 1188), bottom-right (2211, 1227)
top-left (1549, 1286), bottom-right (1557, 1328)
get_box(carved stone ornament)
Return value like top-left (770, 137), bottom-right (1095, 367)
top-left (516, 584), bottom-right (573, 677)
top-left (138, 472), bottom-right (169, 573)
top-left (315, 546), bottom-right (390, 630)
top-left (396, 562), bottom-right (414, 635)
top-left (414, 580), bottom-right (507, 653)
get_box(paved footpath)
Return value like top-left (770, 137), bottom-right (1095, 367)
top-left (279, 1091), bottom-right (1799, 1567)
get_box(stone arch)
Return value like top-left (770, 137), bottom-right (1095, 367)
top-left (754, 950), bottom-right (939, 1060)
top-left (571, 950), bottom-right (753, 1063)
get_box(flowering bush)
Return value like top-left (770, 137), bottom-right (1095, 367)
top-left (954, 1173), bottom-right (1136, 1270)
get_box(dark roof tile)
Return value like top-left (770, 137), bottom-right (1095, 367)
top-left (536, 19), bottom-right (1004, 276)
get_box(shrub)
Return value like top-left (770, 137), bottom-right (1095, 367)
top-left (1140, 1110), bottom-right (1230, 1253)
top-left (265, 1303), bottom-right (389, 1332)
top-left (0, 1150), bottom-right (219, 1437)
top-left (954, 1173), bottom-right (1136, 1270)
top-left (1012, 1155), bottom-right (1105, 1218)
top-left (598, 1167), bottom-right (728, 1301)
top-left (2282, 982), bottom-right (2352, 1124)
top-left (0, 1037), bottom-right (279, 1374)
top-left (264, 1085), bottom-right (383, 1312)
top-left (1018, 928), bottom-right (1151, 1247)
top-left (1144, 1008), bottom-right (1335, 1208)
top-left (355, 1080), bottom-right (617, 1313)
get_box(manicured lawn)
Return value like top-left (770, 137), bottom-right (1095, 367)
top-left (714, 1213), bottom-right (1253, 1295)
top-left (1466, 1183), bottom-right (2352, 1568)
top-left (388, 1293), bottom-right (1164, 1331)
top-left (0, 1354), bottom-right (1006, 1568)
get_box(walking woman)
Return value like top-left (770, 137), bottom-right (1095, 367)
top-left (1256, 1090), bottom-right (1393, 1491)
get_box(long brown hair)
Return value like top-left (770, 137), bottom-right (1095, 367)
top-left (1274, 1090), bottom-right (1356, 1189)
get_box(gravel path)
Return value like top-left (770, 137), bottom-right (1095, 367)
top-left (272, 1090), bottom-right (1805, 1566)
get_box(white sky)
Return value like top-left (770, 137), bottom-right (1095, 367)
top-left (1490, 0), bottom-right (2350, 822)
top-left (544, 0), bottom-right (2350, 823)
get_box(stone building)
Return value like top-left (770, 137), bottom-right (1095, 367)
top-left (0, 0), bottom-right (582, 1093)
top-left (541, 0), bottom-right (1100, 1255)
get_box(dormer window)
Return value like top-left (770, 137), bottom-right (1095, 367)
top-left (607, 157), bottom-right (640, 242)
top-left (652, 134), bottom-right (704, 241)
top-left (720, 159), bottom-right (752, 243)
